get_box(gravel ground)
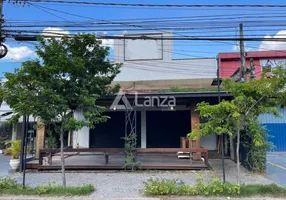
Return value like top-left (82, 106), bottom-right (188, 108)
top-left (1, 159), bottom-right (272, 199)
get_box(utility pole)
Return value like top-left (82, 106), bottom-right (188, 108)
top-left (0, 0), bottom-right (7, 58)
top-left (0, 0), bottom-right (3, 42)
top-left (239, 23), bottom-right (247, 82)
top-left (249, 58), bottom-right (256, 79)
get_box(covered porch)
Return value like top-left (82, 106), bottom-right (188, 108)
top-left (28, 91), bottom-right (232, 170)
top-left (27, 148), bottom-right (209, 170)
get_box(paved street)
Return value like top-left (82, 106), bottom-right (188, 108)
top-left (267, 152), bottom-right (286, 186)
top-left (0, 154), bottom-right (11, 178)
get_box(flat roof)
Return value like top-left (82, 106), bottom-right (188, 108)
top-left (98, 91), bottom-right (232, 100)
top-left (218, 50), bottom-right (286, 60)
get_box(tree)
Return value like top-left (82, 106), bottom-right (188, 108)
top-left (193, 75), bottom-right (280, 183)
top-left (3, 34), bottom-right (121, 186)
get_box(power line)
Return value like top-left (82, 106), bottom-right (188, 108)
top-left (9, 33), bottom-right (286, 42)
top-left (11, 1), bottom-right (286, 8)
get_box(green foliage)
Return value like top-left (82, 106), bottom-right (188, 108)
top-left (46, 132), bottom-right (58, 149)
top-left (187, 131), bottom-right (197, 140)
top-left (240, 184), bottom-right (286, 197)
top-left (195, 100), bottom-right (240, 136)
top-left (142, 177), bottom-right (286, 197)
top-left (159, 87), bottom-right (221, 93)
top-left (27, 145), bottom-right (33, 155)
top-left (142, 177), bottom-right (240, 196)
top-left (3, 34), bottom-right (121, 186)
top-left (194, 73), bottom-right (283, 175)
top-left (242, 120), bottom-right (271, 173)
top-left (4, 140), bottom-right (21, 159)
top-left (0, 135), bottom-right (8, 149)
top-left (122, 132), bottom-right (141, 171)
top-left (0, 177), bottom-right (94, 196)
top-left (3, 33), bottom-right (121, 129)
top-left (0, 177), bottom-right (18, 189)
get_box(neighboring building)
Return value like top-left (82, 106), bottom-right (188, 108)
top-left (218, 50), bottom-right (286, 78)
top-left (259, 108), bottom-right (286, 152)
top-left (114, 32), bottom-right (216, 81)
top-left (218, 50), bottom-right (286, 152)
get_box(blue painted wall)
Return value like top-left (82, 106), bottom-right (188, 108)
top-left (259, 108), bottom-right (286, 152)
top-left (263, 124), bottom-right (286, 152)
top-left (259, 108), bottom-right (286, 124)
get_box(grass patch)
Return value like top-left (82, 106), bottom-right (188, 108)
top-left (0, 177), bottom-right (94, 196)
top-left (141, 177), bottom-right (286, 197)
top-left (240, 184), bottom-right (286, 197)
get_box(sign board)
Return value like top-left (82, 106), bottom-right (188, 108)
top-left (124, 33), bottom-right (163, 61)
top-left (260, 59), bottom-right (286, 72)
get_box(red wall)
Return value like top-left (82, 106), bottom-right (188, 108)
top-left (218, 50), bottom-right (286, 78)
top-left (219, 59), bottom-right (262, 78)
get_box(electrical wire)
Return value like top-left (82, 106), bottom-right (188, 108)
top-left (10, 1), bottom-right (286, 8)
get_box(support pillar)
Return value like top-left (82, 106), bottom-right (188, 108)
top-left (73, 109), bottom-right (89, 148)
top-left (35, 123), bottom-right (45, 159)
top-left (12, 123), bottom-right (21, 141)
top-left (141, 110), bottom-right (146, 148)
top-left (191, 104), bottom-right (201, 160)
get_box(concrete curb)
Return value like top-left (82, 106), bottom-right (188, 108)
top-left (1, 197), bottom-right (285, 200)
top-left (0, 198), bottom-right (161, 200)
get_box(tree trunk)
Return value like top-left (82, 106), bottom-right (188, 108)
top-left (60, 130), bottom-right (66, 187)
top-left (230, 135), bottom-right (235, 160)
top-left (236, 129), bottom-right (240, 183)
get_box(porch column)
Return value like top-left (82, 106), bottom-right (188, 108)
top-left (141, 110), bottom-right (147, 148)
top-left (73, 109), bottom-right (89, 148)
top-left (190, 104), bottom-right (201, 160)
top-left (12, 123), bottom-right (21, 141)
top-left (35, 124), bottom-right (45, 159)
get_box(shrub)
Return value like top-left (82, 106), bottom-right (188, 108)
top-left (240, 184), bottom-right (286, 197)
top-left (0, 177), bottom-right (95, 196)
top-left (4, 140), bottom-right (21, 159)
top-left (46, 132), bottom-right (58, 149)
top-left (0, 177), bottom-right (18, 190)
top-left (142, 177), bottom-right (286, 197)
top-left (142, 177), bottom-right (240, 196)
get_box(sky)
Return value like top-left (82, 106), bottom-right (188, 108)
top-left (2, 0), bottom-right (286, 77)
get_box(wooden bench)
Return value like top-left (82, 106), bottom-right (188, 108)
top-left (39, 148), bottom-right (125, 166)
top-left (136, 148), bottom-right (209, 166)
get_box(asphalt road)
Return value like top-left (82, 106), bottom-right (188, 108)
top-left (0, 154), bottom-right (11, 178)
top-left (267, 152), bottom-right (286, 186)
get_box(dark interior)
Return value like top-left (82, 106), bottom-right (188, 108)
top-left (146, 110), bottom-right (191, 148)
top-left (89, 111), bottom-right (141, 148)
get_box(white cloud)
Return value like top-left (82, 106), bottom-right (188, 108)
top-left (233, 44), bottom-right (240, 51)
top-left (232, 44), bottom-right (252, 52)
top-left (42, 27), bottom-right (70, 38)
top-left (259, 30), bottom-right (286, 51)
top-left (96, 31), bottom-right (114, 49)
top-left (100, 39), bottom-right (114, 48)
top-left (4, 45), bottom-right (34, 61)
top-left (42, 28), bottom-right (114, 48)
